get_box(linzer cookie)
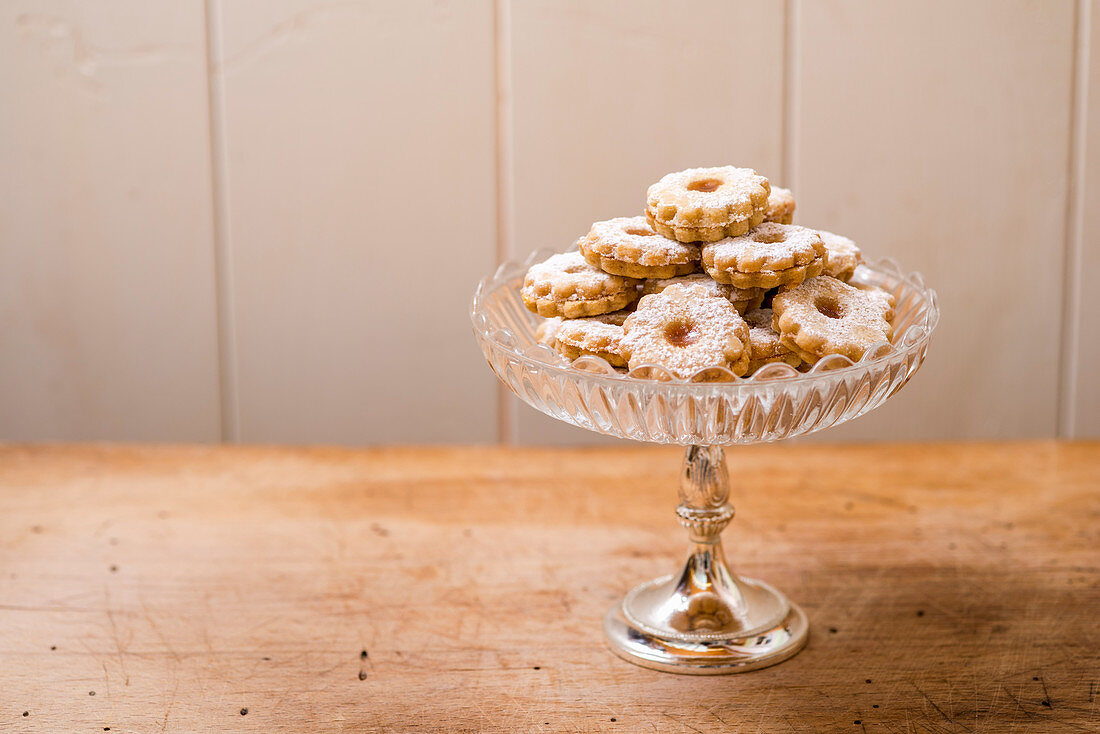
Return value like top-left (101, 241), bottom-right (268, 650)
top-left (819, 230), bottom-right (863, 282)
top-left (641, 273), bottom-right (765, 314)
top-left (764, 187), bottom-right (796, 224)
top-left (554, 318), bottom-right (628, 367)
top-left (701, 223), bottom-right (826, 289)
top-left (771, 276), bottom-right (895, 364)
top-left (646, 167), bottom-right (770, 243)
top-left (578, 216), bottom-right (700, 279)
top-left (522, 252), bottom-right (641, 318)
top-left (621, 283), bottom-right (751, 379)
top-left (535, 317), bottom-right (563, 347)
top-left (742, 307), bottom-right (802, 373)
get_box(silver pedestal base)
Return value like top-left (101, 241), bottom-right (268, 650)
top-left (603, 575), bottom-right (809, 674)
top-left (601, 446), bottom-right (810, 674)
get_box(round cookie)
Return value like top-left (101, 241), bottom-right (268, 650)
top-left (535, 317), bottom-right (563, 347)
top-left (742, 308), bottom-right (802, 374)
top-left (819, 230), bottom-right (863, 282)
top-left (771, 276), bottom-right (896, 364)
top-left (621, 283), bottom-right (751, 379)
top-left (578, 216), bottom-right (700, 279)
top-left (522, 252), bottom-right (641, 318)
top-left (717, 260), bottom-right (825, 289)
top-left (701, 223), bottom-right (827, 289)
top-left (642, 273), bottom-right (765, 314)
top-left (646, 166), bottom-right (771, 243)
top-left (554, 318), bottom-right (628, 367)
top-left (764, 186), bottom-right (796, 224)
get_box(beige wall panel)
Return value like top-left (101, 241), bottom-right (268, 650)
top-left (508, 0), bottom-right (787, 445)
top-left (216, 0), bottom-right (498, 444)
top-left (796, 0), bottom-right (1075, 442)
top-left (1071, 0), bottom-right (1100, 437)
top-left (0, 2), bottom-right (221, 441)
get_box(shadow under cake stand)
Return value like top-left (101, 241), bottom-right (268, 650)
top-left (471, 255), bottom-right (939, 674)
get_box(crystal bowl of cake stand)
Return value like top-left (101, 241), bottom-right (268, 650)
top-left (470, 251), bottom-right (939, 674)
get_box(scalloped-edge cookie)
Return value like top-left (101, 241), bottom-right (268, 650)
top-left (742, 307), bottom-right (802, 374)
top-left (701, 223), bottom-right (826, 275)
top-left (646, 166), bottom-right (771, 243)
top-left (522, 252), bottom-right (641, 318)
top-left (621, 283), bottom-right (751, 379)
top-left (554, 318), bottom-right (628, 367)
top-left (764, 186), bottom-right (796, 224)
top-left (579, 216), bottom-right (700, 278)
top-left (818, 230), bottom-right (863, 282)
top-left (771, 276), bottom-right (895, 364)
top-left (641, 273), bottom-right (764, 314)
top-left (706, 257), bottom-right (825, 290)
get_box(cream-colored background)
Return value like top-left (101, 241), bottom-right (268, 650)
top-left (2, 0), bottom-right (1097, 445)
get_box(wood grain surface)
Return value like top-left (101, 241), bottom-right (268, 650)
top-left (0, 443), bottom-right (1096, 732)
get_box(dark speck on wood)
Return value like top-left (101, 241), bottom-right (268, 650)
top-left (360, 650), bottom-right (368, 659)
top-left (358, 670), bottom-right (368, 681)
top-left (240, 708), bottom-right (248, 716)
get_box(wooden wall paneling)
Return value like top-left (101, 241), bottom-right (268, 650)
top-left (1067, 0), bottom-right (1099, 437)
top-left (0, 1), bottom-right (221, 441)
top-left (214, 0), bottom-right (498, 444)
top-left (794, 0), bottom-right (1076, 442)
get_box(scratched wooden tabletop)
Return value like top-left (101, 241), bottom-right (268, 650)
top-left (0, 442), bottom-right (1096, 733)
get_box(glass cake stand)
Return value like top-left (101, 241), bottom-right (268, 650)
top-left (470, 251), bottom-right (939, 674)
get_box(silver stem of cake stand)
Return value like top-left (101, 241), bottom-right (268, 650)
top-left (603, 445), bottom-right (809, 674)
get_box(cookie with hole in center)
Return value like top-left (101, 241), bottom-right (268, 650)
top-left (621, 283), bottom-right (751, 379)
top-left (818, 230), bottom-right (863, 282)
top-left (771, 276), bottom-right (895, 364)
top-left (553, 318), bottom-right (628, 367)
top-left (764, 186), bottom-right (796, 224)
top-left (701, 223), bottom-right (826, 289)
top-left (521, 252), bottom-right (641, 318)
top-left (641, 273), bottom-right (764, 314)
top-left (578, 216), bottom-right (700, 279)
top-left (742, 307), bottom-right (802, 374)
top-left (646, 166), bottom-right (771, 243)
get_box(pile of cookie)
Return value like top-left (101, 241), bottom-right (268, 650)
top-left (522, 166), bottom-right (896, 380)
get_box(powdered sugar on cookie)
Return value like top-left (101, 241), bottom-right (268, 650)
top-left (522, 251), bottom-right (641, 318)
top-left (579, 216), bottom-right (700, 278)
top-left (646, 166), bottom-right (771, 243)
top-left (818, 230), bottom-right (863, 282)
top-left (622, 283), bottom-right (751, 378)
top-left (771, 276), bottom-right (895, 363)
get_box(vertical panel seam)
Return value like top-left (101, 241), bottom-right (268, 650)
top-left (781, 0), bottom-right (799, 190)
top-left (203, 0), bottom-right (240, 443)
top-left (1058, 0), bottom-right (1090, 438)
top-left (493, 0), bottom-right (516, 445)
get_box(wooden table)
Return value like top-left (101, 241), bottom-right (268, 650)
top-left (0, 442), bottom-right (1097, 732)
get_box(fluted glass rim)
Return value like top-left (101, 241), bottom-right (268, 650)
top-left (471, 248), bottom-right (939, 392)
